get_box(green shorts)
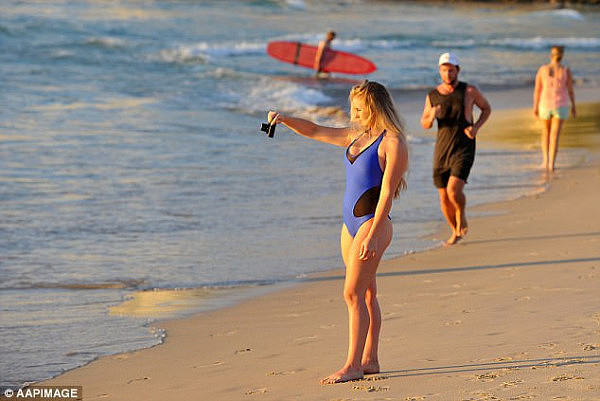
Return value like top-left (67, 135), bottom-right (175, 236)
top-left (539, 105), bottom-right (569, 120)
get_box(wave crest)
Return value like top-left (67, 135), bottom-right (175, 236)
top-left (160, 41), bottom-right (266, 63)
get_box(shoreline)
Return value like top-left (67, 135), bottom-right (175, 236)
top-left (36, 157), bottom-right (600, 401)
top-left (30, 88), bottom-right (600, 399)
top-left (103, 88), bottom-right (600, 320)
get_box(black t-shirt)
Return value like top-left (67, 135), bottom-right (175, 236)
top-left (428, 81), bottom-right (475, 167)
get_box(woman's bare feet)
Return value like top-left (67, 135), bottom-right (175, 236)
top-left (320, 366), bottom-right (363, 384)
top-left (362, 360), bottom-right (380, 375)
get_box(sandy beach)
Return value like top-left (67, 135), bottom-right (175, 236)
top-left (32, 89), bottom-right (600, 401)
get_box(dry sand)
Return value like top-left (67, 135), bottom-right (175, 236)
top-left (36, 93), bottom-right (600, 401)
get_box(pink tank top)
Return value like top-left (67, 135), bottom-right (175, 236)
top-left (538, 65), bottom-right (569, 109)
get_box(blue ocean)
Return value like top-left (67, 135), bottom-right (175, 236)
top-left (1, 0), bottom-right (599, 389)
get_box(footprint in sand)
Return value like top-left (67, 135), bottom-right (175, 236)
top-left (126, 377), bottom-right (149, 384)
top-left (245, 387), bottom-right (267, 395)
top-left (266, 369), bottom-right (304, 376)
top-left (583, 343), bottom-right (599, 351)
top-left (475, 372), bottom-right (498, 382)
top-left (554, 358), bottom-right (584, 367)
top-left (383, 311), bottom-right (400, 321)
top-left (530, 361), bottom-right (554, 370)
top-left (352, 384), bottom-right (389, 393)
top-left (592, 312), bottom-right (600, 326)
top-left (500, 379), bottom-right (524, 388)
top-left (285, 312), bottom-right (309, 318)
top-left (210, 329), bottom-right (237, 337)
top-left (551, 374), bottom-right (584, 382)
top-left (470, 392), bottom-right (498, 400)
top-left (195, 361), bottom-right (224, 368)
top-left (294, 335), bottom-right (318, 344)
top-left (509, 395), bottom-right (536, 400)
top-left (235, 348), bottom-right (253, 354)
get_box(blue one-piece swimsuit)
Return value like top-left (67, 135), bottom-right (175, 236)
top-left (343, 131), bottom-right (387, 237)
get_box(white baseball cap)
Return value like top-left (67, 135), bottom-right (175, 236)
top-left (438, 52), bottom-right (460, 66)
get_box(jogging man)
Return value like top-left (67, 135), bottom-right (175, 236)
top-left (421, 52), bottom-right (492, 245)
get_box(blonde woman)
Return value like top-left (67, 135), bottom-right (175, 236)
top-left (533, 45), bottom-right (576, 172)
top-left (268, 80), bottom-right (408, 384)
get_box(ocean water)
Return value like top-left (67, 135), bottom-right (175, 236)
top-left (1, 0), bottom-right (599, 389)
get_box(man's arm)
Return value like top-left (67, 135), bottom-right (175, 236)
top-left (420, 95), bottom-right (439, 129)
top-left (464, 86), bottom-right (491, 139)
top-left (314, 41), bottom-right (326, 71)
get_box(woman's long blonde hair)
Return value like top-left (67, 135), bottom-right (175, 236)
top-left (348, 80), bottom-right (408, 196)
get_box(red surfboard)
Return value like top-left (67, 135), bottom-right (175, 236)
top-left (266, 41), bottom-right (376, 75)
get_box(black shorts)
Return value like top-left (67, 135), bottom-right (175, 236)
top-left (433, 155), bottom-right (474, 188)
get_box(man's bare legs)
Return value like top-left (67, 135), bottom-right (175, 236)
top-left (321, 220), bottom-right (391, 384)
top-left (438, 187), bottom-right (457, 242)
top-left (438, 176), bottom-right (467, 245)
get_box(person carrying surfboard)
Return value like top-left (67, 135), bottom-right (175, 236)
top-left (266, 36), bottom-right (375, 76)
top-left (314, 30), bottom-right (336, 77)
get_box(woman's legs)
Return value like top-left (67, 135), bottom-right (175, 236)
top-left (321, 220), bottom-right (392, 384)
top-left (362, 277), bottom-right (381, 374)
top-left (548, 117), bottom-right (564, 172)
top-left (540, 118), bottom-right (551, 170)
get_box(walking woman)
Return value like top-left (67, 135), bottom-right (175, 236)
top-left (267, 80), bottom-right (408, 384)
top-left (533, 45), bottom-right (576, 172)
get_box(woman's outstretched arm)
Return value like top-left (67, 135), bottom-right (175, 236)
top-left (268, 111), bottom-right (352, 147)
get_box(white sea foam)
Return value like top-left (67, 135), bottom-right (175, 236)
top-left (159, 34), bottom-right (600, 66)
top-left (85, 37), bottom-right (127, 49)
top-left (160, 41), bottom-right (266, 63)
top-left (283, 0), bottom-right (307, 10)
top-left (271, 35), bottom-right (600, 54)
top-left (530, 9), bottom-right (585, 20)
top-left (331, 38), bottom-right (417, 53)
top-left (270, 35), bottom-right (414, 53)
top-left (431, 36), bottom-right (600, 50)
top-left (432, 39), bottom-right (477, 48)
top-left (488, 37), bottom-right (600, 50)
top-left (239, 79), bottom-right (332, 114)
